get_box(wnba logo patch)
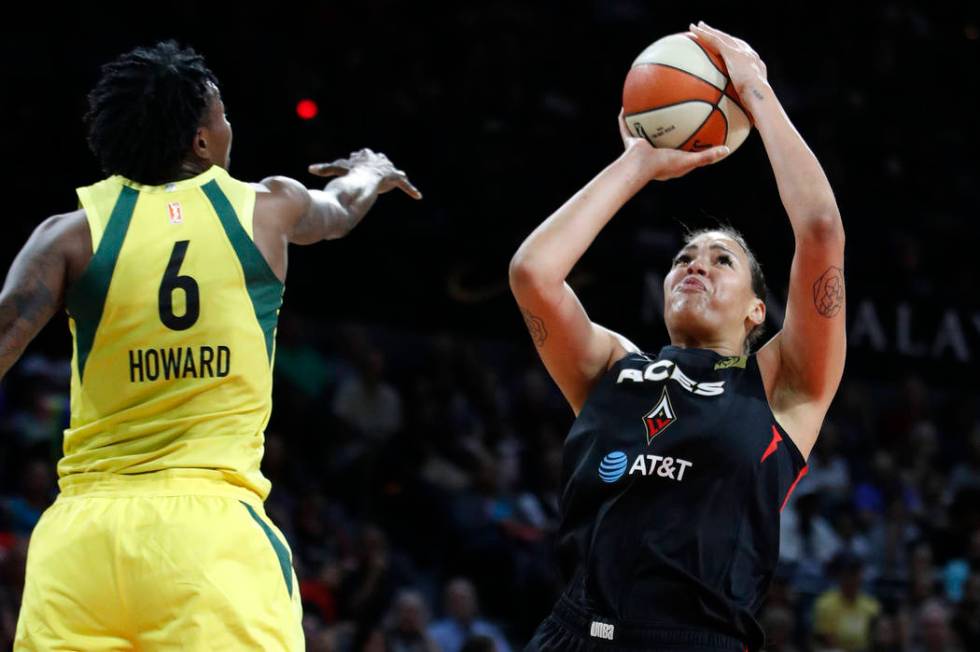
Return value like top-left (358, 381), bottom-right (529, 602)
top-left (590, 620), bottom-right (615, 640)
top-left (598, 451), bottom-right (628, 483)
top-left (167, 202), bottom-right (184, 224)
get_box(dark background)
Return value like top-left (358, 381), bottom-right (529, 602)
top-left (1, 2), bottom-right (979, 651)
top-left (4, 1), bottom-right (979, 368)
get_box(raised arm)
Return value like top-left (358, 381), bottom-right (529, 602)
top-left (693, 22), bottom-right (846, 456)
top-left (510, 115), bottom-right (728, 413)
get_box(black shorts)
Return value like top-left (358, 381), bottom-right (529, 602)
top-left (524, 595), bottom-right (748, 652)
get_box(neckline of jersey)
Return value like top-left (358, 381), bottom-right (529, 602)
top-left (113, 165), bottom-right (224, 193)
top-left (660, 344), bottom-right (748, 360)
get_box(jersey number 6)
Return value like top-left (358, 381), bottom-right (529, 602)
top-left (158, 240), bottom-right (200, 331)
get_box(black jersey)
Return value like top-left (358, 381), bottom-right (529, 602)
top-left (556, 345), bottom-right (807, 651)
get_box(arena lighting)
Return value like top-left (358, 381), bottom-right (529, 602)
top-left (296, 98), bottom-right (318, 120)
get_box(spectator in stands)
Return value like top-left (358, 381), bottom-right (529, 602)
top-left (340, 524), bottom-right (417, 630)
top-left (911, 599), bottom-right (962, 652)
top-left (384, 590), bottom-right (440, 652)
top-left (947, 427), bottom-right (980, 501)
top-left (429, 577), bottom-right (511, 652)
top-left (333, 347), bottom-right (403, 444)
top-left (759, 605), bottom-right (801, 652)
top-left (869, 612), bottom-right (906, 652)
top-left (951, 572), bottom-right (980, 650)
top-left (814, 552), bottom-right (882, 651)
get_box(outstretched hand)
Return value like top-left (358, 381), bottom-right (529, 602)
top-left (689, 22), bottom-right (768, 104)
top-left (309, 148), bottom-right (422, 199)
top-left (618, 110), bottom-right (729, 181)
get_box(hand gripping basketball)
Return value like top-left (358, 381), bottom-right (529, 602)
top-left (619, 110), bottom-right (729, 181)
top-left (689, 22), bottom-right (768, 105)
top-left (309, 148), bottom-right (422, 199)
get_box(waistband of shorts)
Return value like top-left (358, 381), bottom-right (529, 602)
top-left (57, 469), bottom-right (265, 506)
top-left (551, 593), bottom-right (747, 651)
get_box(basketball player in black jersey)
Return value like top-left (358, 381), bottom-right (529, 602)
top-left (510, 23), bottom-right (845, 652)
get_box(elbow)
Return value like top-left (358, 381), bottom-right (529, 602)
top-left (795, 209), bottom-right (844, 246)
top-left (508, 250), bottom-right (556, 300)
top-left (508, 251), bottom-right (535, 295)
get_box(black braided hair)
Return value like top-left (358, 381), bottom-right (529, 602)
top-left (85, 40), bottom-right (218, 185)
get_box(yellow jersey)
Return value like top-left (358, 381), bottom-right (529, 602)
top-left (60, 166), bottom-right (283, 499)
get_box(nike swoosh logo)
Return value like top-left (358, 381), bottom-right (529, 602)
top-left (760, 424), bottom-right (782, 463)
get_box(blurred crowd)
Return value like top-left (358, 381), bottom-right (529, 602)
top-left (1, 315), bottom-right (978, 652)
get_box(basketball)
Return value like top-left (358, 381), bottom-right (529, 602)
top-left (623, 33), bottom-right (751, 152)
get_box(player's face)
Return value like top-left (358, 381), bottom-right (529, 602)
top-left (199, 88), bottom-right (233, 170)
top-left (663, 232), bottom-right (763, 350)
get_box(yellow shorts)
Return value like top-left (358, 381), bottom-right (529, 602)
top-left (15, 470), bottom-right (304, 651)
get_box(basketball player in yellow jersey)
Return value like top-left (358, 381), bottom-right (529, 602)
top-left (0, 41), bottom-right (420, 651)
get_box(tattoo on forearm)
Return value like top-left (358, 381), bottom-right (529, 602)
top-left (519, 306), bottom-right (548, 347)
top-left (812, 266), bottom-right (845, 318)
top-left (750, 87), bottom-right (765, 101)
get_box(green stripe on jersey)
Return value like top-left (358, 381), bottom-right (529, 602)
top-left (240, 501), bottom-right (293, 596)
top-left (67, 186), bottom-right (140, 381)
top-left (201, 180), bottom-right (282, 361)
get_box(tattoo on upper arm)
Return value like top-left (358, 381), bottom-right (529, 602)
top-left (751, 87), bottom-right (765, 101)
top-left (12, 283), bottom-right (55, 325)
top-left (0, 282), bottom-right (58, 363)
top-left (519, 306), bottom-right (548, 347)
top-left (812, 266), bottom-right (845, 318)
top-left (0, 224), bottom-right (65, 367)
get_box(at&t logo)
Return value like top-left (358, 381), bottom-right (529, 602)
top-left (598, 450), bottom-right (694, 484)
top-left (598, 451), bottom-right (628, 483)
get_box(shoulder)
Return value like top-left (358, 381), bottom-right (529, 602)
top-left (251, 176), bottom-right (312, 226)
top-left (427, 620), bottom-right (455, 634)
top-left (253, 176), bottom-right (310, 207)
top-left (859, 594), bottom-right (882, 614)
top-left (36, 209), bottom-right (88, 237)
top-left (32, 209), bottom-right (91, 259)
top-left (7, 209), bottom-right (92, 290)
top-left (48, 209), bottom-right (93, 282)
top-left (473, 619), bottom-right (505, 635)
top-left (814, 589), bottom-right (840, 610)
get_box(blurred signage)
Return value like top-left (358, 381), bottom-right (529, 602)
top-left (642, 272), bottom-right (980, 364)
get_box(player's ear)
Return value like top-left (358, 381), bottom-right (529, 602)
top-left (192, 127), bottom-right (210, 160)
top-left (747, 297), bottom-right (765, 329)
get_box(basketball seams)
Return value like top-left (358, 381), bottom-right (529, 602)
top-left (632, 35), bottom-right (728, 89)
top-left (632, 61), bottom-right (725, 92)
top-left (624, 64), bottom-right (723, 112)
top-left (717, 97), bottom-right (751, 150)
top-left (716, 107), bottom-right (729, 148)
top-left (723, 83), bottom-right (750, 117)
top-left (624, 99), bottom-right (715, 118)
top-left (686, 35), bottom-right (727, 78)
top-left (681, 110), bottom-right (714, 151)
top-left (679, 108), bottom-right (722, 152)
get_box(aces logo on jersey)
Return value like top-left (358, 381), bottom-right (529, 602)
top-left (642, 388), bottom-right (676, 444)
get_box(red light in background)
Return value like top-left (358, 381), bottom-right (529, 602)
top-left (296, 99), bottom-right (318, 120)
